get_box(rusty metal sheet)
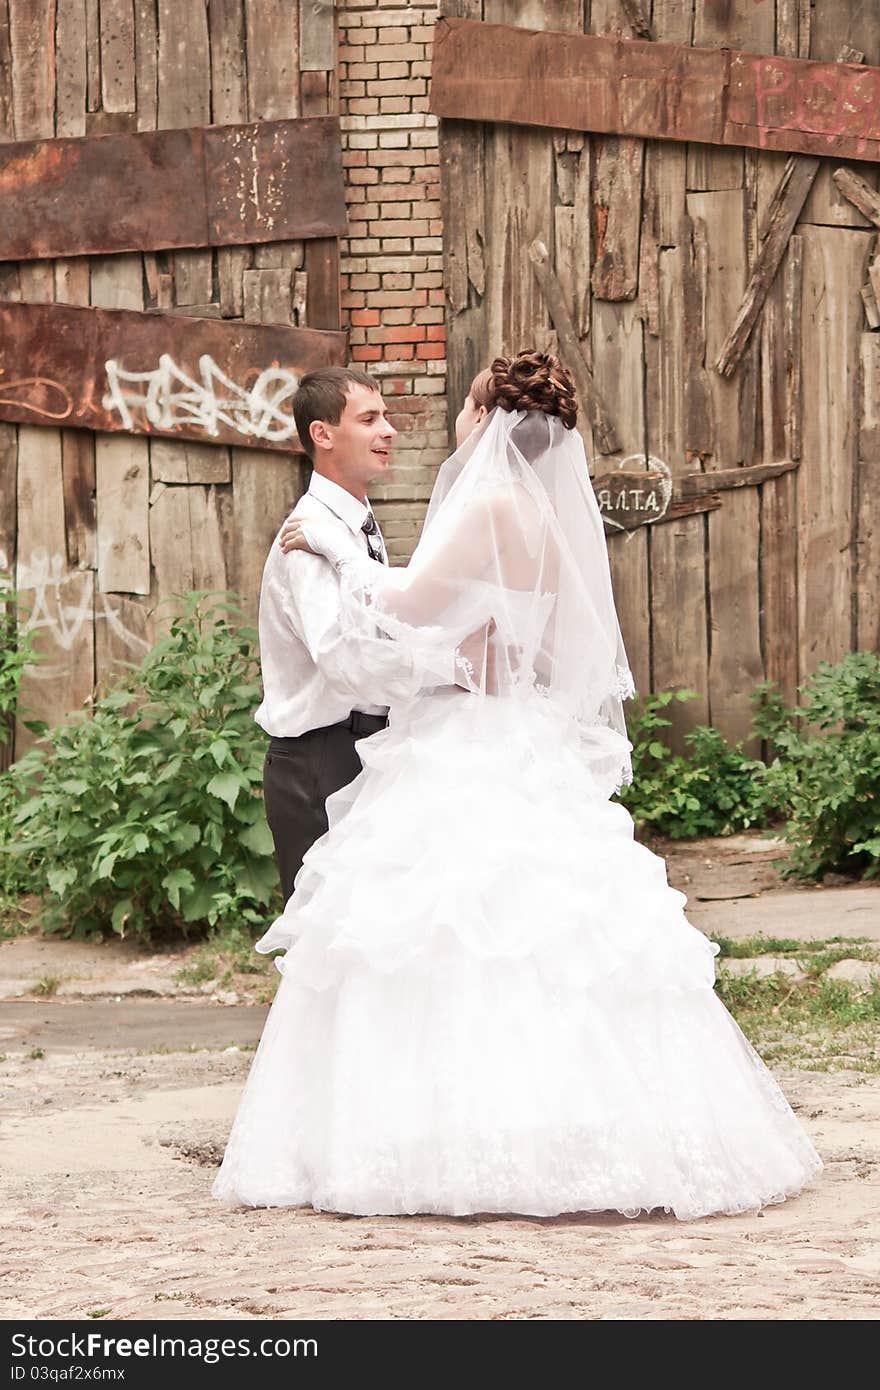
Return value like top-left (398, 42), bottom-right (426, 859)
top-left (431, 19), bottom-right (724, 144)
top-left (726, 51), bottom-right (880, 162)
top-left (0, 116), bottom-right (347, 261)
top-left (430, 18), bottom-right (880, 164)
top-left (0, 300), bottom-right (348, 452)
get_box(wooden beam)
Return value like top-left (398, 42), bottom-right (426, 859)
top-left (716, 157), bottom-right (817, 376)
top-left (663, 495), bottom-right (722, 522)
top-left (0, 115), bottom-right (347, 260)
top-left (0, 300), bottom-right (347, 451)
top-left (678, 457), bottom-right (800, 497)
top-left (431, 18), bottom-right (880, 163)
top-left (528, 239), bottom-right (619, 455)
top-left (832, 165), bottom-right (880, 229)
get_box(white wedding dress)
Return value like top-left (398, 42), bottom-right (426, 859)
top-left (213, 410), bottom-right (821, 1220)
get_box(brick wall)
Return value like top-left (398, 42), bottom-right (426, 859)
top-left (338, 1), bottom-right (448, 561)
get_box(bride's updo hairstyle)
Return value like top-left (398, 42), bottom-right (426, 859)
top-left (489, 351), bottom-right (578, 430)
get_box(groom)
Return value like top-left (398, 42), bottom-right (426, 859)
top-left (256, 366), bottom-right (458, 903)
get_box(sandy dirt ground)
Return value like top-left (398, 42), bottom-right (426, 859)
top-left (2, 835), bottom-right (879, 1321)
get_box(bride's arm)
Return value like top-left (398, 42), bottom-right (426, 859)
top-left (292, 493), bottom-right (506, 626)
top-left (277, 552), bottom-right (460, 706)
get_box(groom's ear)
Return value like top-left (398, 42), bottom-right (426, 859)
top-left (311, 419), bottom-right (333, 453)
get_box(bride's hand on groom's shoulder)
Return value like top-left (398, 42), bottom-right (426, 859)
top-left (279, 514), bottom-right (323, 557)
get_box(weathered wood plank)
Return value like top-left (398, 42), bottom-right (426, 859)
top-left (485, 1), bottom-right (583, 34)
top-left (647, 241), bottom-right (710, 747)
top-left (85, 0), bottom-right (101, 113)
top-left (687, 190), bottom-right (748, 465)
top-left (0, 300), bottom-right (348, 451)
top-left (529, 239), bottom-right (618, 455)
top-left (592, 296), bottom-right (650, 697)
top-left (218, 248), bottom-right (251, 319)
top-left (54, 253), bottom-right (96, 572)
top-left (686, 180), bottom-right (763, 746)
top-left (95, 434), bottom-right (150, 595)
top-left (299, 0), bottom-right (334, 72)
top-left (0, 119), bottom-right (346, 261)
top-left (150, 439), bottom-right (231, 486)
top-left (832, 165), bottom-right (880, 228)
top-left (15, 426), bottom-right (95, 753)
top-left (799, 226), bottom-right (870, 672)
top-left (591, 136), bottom-right (643, 301)
top-left (56, 0), bottom-right (87, 137)
top-left (245, 0), bottom-right (299, 121)
top-left (857, 335), bottom-right (880, 651)
top-left (299, 68), bottom-right (329, 117)
top-left (0, 417), bottom-right (16, 766)
top-left (8, 0), bottom-right (55, 139)
top-left (761, 465), bottom-right (800, 705)
top-left (173, 254), bottom-right (214, 310)
top-left (0, 3), bottom-right (14, 141)
top-left (150, 483), bottom-right (228, 628)
top-left (100, 0), bottom-right (136, 114)
top-left (60, 429), bottom-right (96, 572)
top-left (133, 0), bottom-right (158, 131)
top-left (17, 261), bottom-right (54, 304)
top-left (784, 233), bottom-right (803, 461)
top-left (0, 422), bottom-right (15, 573)
top-left (855, 459), bottom-right (880, 652)
top-left (304, 241), bottom-right (339, 330)
top-left (94, 590), bottom-right (153, 689)
top-left (231, 451), bottom-right (303, 622)
top-left (245, 267), bottom-right (292, 325)
top-left (89, 256), bottom-right (150, 601)
top-left (484, 127), bottom-right (553, 362)
top-left (156, 0), bottom-right (209, 128)
top-left (209, 0), bottom-right (248, 125)
top-left (431, 18), bottom-right (880, 164)
top-left (439, 117), bottom-right (488, 435)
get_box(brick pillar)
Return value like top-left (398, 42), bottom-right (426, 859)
top-left (338, 1), bottom-right (449, 561)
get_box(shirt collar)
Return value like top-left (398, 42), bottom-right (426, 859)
top-left (307, 472), bottom-right (373, 538)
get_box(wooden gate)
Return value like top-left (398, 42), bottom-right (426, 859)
top-left (0, 0), bottom-right (344, 761)
top-left (434, 0), bottom-right (880, 749)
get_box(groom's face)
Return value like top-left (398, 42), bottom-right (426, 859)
top-left (315, 384), bottom-right (397, 489)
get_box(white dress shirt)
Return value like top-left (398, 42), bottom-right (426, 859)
top-left (255, 472), bottom-right (454, 737)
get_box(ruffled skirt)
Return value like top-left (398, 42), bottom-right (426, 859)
top-left (213, 691), bottom-right (821, 1219)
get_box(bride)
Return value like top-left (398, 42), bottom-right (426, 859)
top-left (213, 351), bottom-right (821, 1220)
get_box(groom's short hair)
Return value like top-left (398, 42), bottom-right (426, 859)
top-left (293, 366), bottom-right (380, 459)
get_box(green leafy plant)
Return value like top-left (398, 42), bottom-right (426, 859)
top-left (0, 576), bottom-right (36, 746)
top-left (618, 689), bottom-right (771, 838)
top-left (0, 578), bottom-right (39, 901)
top-left (6, 595), bottom-right (281, 941)
top-left (751, 652), bottom-right (880, 879)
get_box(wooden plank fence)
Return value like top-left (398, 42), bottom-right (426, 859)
top-left (436, 0), bottom-right (880, 750)
top-left (0, 0), bottom-right (342, 763)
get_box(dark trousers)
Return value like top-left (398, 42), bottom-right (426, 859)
top-left (263, 714), bottom-right (388, 904)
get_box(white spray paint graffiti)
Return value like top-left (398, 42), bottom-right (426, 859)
top-left (103, 355), bottom-right (299, 442)
top-left (2, 548), bottom-right (150, 681)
